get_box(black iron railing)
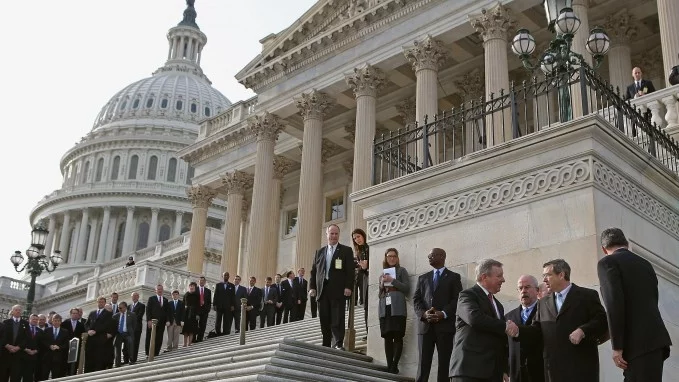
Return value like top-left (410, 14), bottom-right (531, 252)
top-left (373, 65), bottom-right (679, 184)
top-left (0, 308), bottom-right (29, 321)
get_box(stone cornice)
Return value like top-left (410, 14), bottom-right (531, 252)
top-left (180, 126), bottom-right (256, 165)
top-left (32, 286), bottom-right (88, 310)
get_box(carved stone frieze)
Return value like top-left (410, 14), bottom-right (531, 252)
top-left (186, 185), bottom-right (217, 209)
top-left (249, 112), bottom-right (283, 142)
top-left (604, 10), bottom-right (638, 45)
top-left (296, 90), bottom-right (334, 120)
top-left (345, 64), bottom-right (387, 98)
top-left (403, 35), bottom-right (449, 72)
top-left (470, 3), bottom-right (517, 42)
top-left (220, 170), bottom-right (254, 195)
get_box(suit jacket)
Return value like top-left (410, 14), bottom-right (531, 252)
top-left (309, 243), bottom-right (355, 301)
top-left (519, 284), bottom-right (608, 382)
top-left (293, 276), bottom-right (308, 303)
top-left (167, 299), bottom-right (185, 326)
top-left (113, 311), bottom-right (138, 336)
top-left (506, 305), bottom-right (544, 382)
top-left (625, 79), bottom-right (656, 100)
top-left (246, 286), bottom-right (263, 311)
top-left (86, 308), bottom-right (114, 338)
top-left (261, 285), bottom-right (280, 313)
top-left (146, 295), bottom-right (170, 323)
top-left (449, 285), bottom-right (508, 379)
top-left (280, 279), bottom-right (297, 308)
top-left (413, 268), bottom-right (463, 334)
top-left (234, 284), bottom-right (248, 304)
top-left (40, 326), bottom-right (70, 361)
top-left (0, 318), bottom-right (29, 355)
top-left (213, 281), bottom-right (236, 312)
top-left (597, 248), bottom-right (671, 360)
top-left (198, 286), bottom-right (212, 314)
top-left (129, 301), bottom-right (146, 326)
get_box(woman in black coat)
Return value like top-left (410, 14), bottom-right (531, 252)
top-left (352, 228), bottom-right (369, 331)
top-left (182, 282), bottom-right (200, 347)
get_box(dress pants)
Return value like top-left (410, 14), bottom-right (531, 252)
top-left (197, 311), bottom-right (208, 341)
top-left (129, 322), bottom-right (142, 363)
top-left (215, 309), bottom-right (233, 335)
top-left (297, 300), bottom-right (307, 320)
top-left (310, 298), bottom-right (317, 318)
top-left (166, 323), bottom-right (181, 350)
top-left (233, 308), bottom-right (241, 333)
top-left (145, 320), bottom-right (166, 357)
top-left (417, 330), bottom-right (454, 382)
top-left (246, 310), bottom-right (258, 331)
top-left (114, 332), bottom-right (134, 366)
top-left (318, 297), bottom-right (346, 348)
top-left (283, 306), bottom-right (295, 323)
top-left (624, 347), bottom-right (669, 382)
top-left (0, 352), bottom-right (23, 382)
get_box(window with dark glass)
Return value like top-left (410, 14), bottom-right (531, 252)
top-left (190, 103), bottom-right (197, 113)
top-left (167, 158), bottom-right (177, 182)
top-left (120, 100), bottom-right (127, 110)
top-left (325, 194), bottom-right (345, 222)
top-left (128, 155), bottom-right (138, 180)
top-left (161, 99), bottom-right (168, 109)
top-left (204, 107), bottom-right (211, 117)
top-left (95, 158), bottom-right (104, 182)
top-left (133, 99), bottom-right (140, 109)
top-left (176, 100), bottom-right (183, 110)
top-left (136, 222), bottom-right (149, 250)
top-left (285, 210), bottom-right (298, 235)
top-left (111, 156), bottom-right (120, 180)
top-left (146, 98), bottom-right (154, 108)
top-left (81, 161), bottom-right (90, 184)
top-left (158, 224), bottom-right (171, 242)
top-left (147, 156), bottom-right (158, 180)
top-left (186, 166), bottom-right (195, 184)
top-left (114, 222), bottom-right (125, 258)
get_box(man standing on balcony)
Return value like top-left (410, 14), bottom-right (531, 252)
top-left (626, 67), bottom-right (656, 100)
top-left (309, 224), bottom-right (355, 350)
top-left (213, 272), bottom-right (236, 336)
top-left (196, 276), bottom-right (211, 342)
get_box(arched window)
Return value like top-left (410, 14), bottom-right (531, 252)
top-left (166, 158), bottom-right (177, 182)
top-left (81, 161), bottom-right (90, 184)
top-left (146, 98), bottom-right (154, 108)
top-left (132, 99), bottom-right (140, 109)
top-left (114, 222), bottom-right (125, 258)
top-left (204, 107), bottom-right (211, 117)
top-left (111, 156), bottom-right (120, 180)
top-left (120, 100), bottom-right (127, 111)
top-left (95, 158), bottom-right (104, 182)
top-left (176, 100), bottom-right (183, 110)
top-left (190, 103), bottom-right (197, 113)
top-left (128, 155), bottom-right (138, 180)
top-left (161, 98), bottom-right (168, 109)
top-left (186, 166), bottom-right (195, 185)
top-left (136, 222), bottom-right (149, 250)
top-left (158, 224), bottom-right (171, 242)
top-left (147, 156), bottom-right (158, 180)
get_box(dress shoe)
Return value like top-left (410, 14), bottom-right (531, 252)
top-left (333, 345), bottom-right (346, 351)
top-left (390, 366), bottom-right (399, 374)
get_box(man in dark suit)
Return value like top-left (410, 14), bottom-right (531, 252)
top-left (597, 228), bottom-right (671, 381)
top-left (625, 67), bottom-right (656, 100)
top-left (128, 292), bottom-right (145, 364)
top-left (21, 314), bottom-right (43, 382)
top-left (245, 277), bottom-right (263, 331)
top-left (449, 258), bottom-right (510, 382)
top-left (196, 276), bottom-right (212, 342)
top-left (113, 302), bottom-right (137, 367)
top-left (261, 276), bottom-right (280, 327)
top-left (110, 292), bottom-right (120, 315)
top-left (412, 248), bottom-right (463, 382)
top-left (233, 275), bottom-right (247, 333)
top-left (281, 271), bottom-right (298, 323)
top-left (40, 314), bottom-right (69, 379)
top-left (145, 284), bottom-right (169, 358)
top-left (85, 297), bottom-right (115, 372)
top-left (63, 308), bottom-right (85, 376)
top-left (293, 268), bottom-right (309, 320)
top-left (517, 259), bottom-right (609, 382)
top-left (505, 275), bottom-right (543, 382)
top-left (166, 290), bottom-right (184, 352)
top-left (213, 272), bottom-right (236, 336)
top-left (273, 274), bottom-right (284, 325)
top-left (0, 305), bottom-right (29, 382)
top-left (309, 224), bottom-right (355, 350)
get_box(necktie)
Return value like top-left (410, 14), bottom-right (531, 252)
top-left (119, 313), bottom-right (125, 333)
top-left (265, 287), bottom-right (269, 299)
top-left (521, 308), bottom-right (529, 324)
top-left (96, 309), bottom-right (101, 317)
top-left (200, 288), bottom-right (205, 305)
top-left (433, 270), bottom-right (440, 290)
top-left (159, 296), bottom-right (163, 307)
top-left (556, 292), bottom-right (564, 312)
top-left (488, 293), bottom-right (499, 318)
top-left (174, 300), bottom-right (177, 310)
top-left (326, 245), bottom-right (334, 279)
top-left (54, 329), bottom-right (58, 340)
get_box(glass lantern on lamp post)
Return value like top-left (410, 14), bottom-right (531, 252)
top-left (10, 223), bottom-right (62, 314)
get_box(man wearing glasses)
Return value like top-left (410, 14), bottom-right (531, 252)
top-left (505, 275), bottom-right (544, 382)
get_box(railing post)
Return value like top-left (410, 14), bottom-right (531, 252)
top-left (77, 333), bottom-right (88, 374)
top-left (510, 82), bottom-right (520, 139)
top-left (421, 115), bottom-right (429, 169)
top-left (579, 66), bottom-right (589, 115)
top-left (148, 319), bottom-right (158, 362)
top-left (371, 137), bottom-right (376, 185)
top-left (239, 298), bottom-right (247, 345)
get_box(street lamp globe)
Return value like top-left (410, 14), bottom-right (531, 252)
top-left (511, 29), bottom-right (536, 56)
top-left (26, 246), bottom-right (41, 260)
top-left (10, 251), bottom-right (24, 267)
top-left (544, 0), bottom-right (574, 29)
top-left (51, 250), bottom-right (63, 266)
top-left (31, 223), bottom-right (49, 249)
top-left (540, 52), bottom-right (557, 74)
top-left (586, 27), bottom-right (610, 56)
top-left (554, 8), bottom-right (580, 36)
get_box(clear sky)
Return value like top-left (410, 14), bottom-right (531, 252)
top-left (0, 0), bottom-right (317, 278)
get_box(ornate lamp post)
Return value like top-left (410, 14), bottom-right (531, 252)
top-left (511, 0), bottom-right (610, 121)
top-left (10, 223), bottom-right (62, 314)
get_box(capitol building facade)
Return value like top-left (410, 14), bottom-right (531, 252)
top-left (2, 0), bottom-right (678, 380)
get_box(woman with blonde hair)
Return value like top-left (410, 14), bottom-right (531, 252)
top-left (378, 248), bottom-right (410, 374)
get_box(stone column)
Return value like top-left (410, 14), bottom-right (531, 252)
top-left (148, 208), bottom-right (160, 247)
top-left (604, 11), bottom-right (637, 94)
top-left (174, 211), bottom-right (184, 237)
top-left (658, 0), bottom-right (679, 88)
top-left (220, 171), bottom-right (253, 274)
top-left (97, 206), bottom-right (111, 263)
top-left (59, 212), bottom-right (71, 262)
top-left (85, 215), bottom-right (99, 263)
top-left (238, 199), bottom-right (250, 276)
top-left (470, 3), bottom-right (516, 145)
top-left (45, 216), bottom-right (56, 256)
top-left (71, 220), bottom-right (81, 264)
top-left (122, 206), bottom-right (136, 255)
top-left (268, 157), bottom-right (293, 277)
top-left (246, 113), bottom-right (283, 279)
top-left (75, 208), bottom-right (90, 262)
top-left (294, 90), bottom-right (333, 270)
top-left (346, 64), bottom-right (386, 232)
top-left (186, 185), bottom-right (217, 273)
top-left (404, 36), bottom-right (448, 166)
top-left (455, 69), bottom-right (485, 155)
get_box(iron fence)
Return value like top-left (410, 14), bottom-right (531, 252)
top-left (373, 65), bottom-right (679, 184)
top-left (0, 308), bottom-right (29, 321)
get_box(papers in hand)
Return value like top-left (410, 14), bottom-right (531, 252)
top-left (383, 267), bottom-right (396, 286)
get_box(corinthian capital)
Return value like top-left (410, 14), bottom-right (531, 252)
top-left (455, 69), bottom-right (485, 102)
top-left (249, 112), bottom-right (283, 142)
top-left (397, 98), bottom-right (416, 127)
top-left (186, 185), bottom-right (217, 209)
top-left (403, 35), bottom-right (449, 72)
top-left (321, 139), bottom-right (344, 164)
top-left (221, 170), bottom-right (254, 195)
top-left (345, 64), bottom-right (386, 98)
top-left (295, 90), bottom-right (333, 120)
top-left (470, 3), bottom-right (517, 42)
top-left (273, 156), bottom-right (295, 180)
top-left (604, 10), bottom-right (638, 46)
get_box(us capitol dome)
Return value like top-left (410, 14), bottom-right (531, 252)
top-left (29, 1), bottom-right (229, 279)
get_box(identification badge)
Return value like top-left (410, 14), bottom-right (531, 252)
top-left (335, 258), bottom-right (342, 269)
top-left (386, 296), bottom-right (392, 305)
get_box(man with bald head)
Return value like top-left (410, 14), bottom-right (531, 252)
top-left (626, 67), bottom-right (655, 100)
top-left (506, 275), bottom-right (544, 382)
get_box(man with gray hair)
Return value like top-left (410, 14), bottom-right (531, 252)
top-left (505, 275), bottom-right (543, 382)
top-left (1, 305), bottom-right (28, 381)
top-left (449, 259), bottom-right (512, 382)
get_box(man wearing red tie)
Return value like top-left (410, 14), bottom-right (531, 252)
top-left (245, 277), bottom-right (263, 331)
top-left (23, 314), bottom-right (42, 382)
top-left (145, 284), bottom-right (169, 358)
top-left (196, 276), bottom-right (212, 342)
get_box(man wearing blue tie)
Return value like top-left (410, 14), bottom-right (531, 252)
top-left (41, 314), bottom-right (69, 378)
top-left (505, 275), bottom-right (543, 382)
top-left (113, 302), bottom-right (137, 367)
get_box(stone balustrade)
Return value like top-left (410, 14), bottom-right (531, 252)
top-left (199, 96), bottom-right (258, 138)
top-left (630, 84), bottom-right (679, 135)
top-left (0, 277), bottom-right (38, 301)
top-left (37, 180), bottom-right (193, 203)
